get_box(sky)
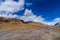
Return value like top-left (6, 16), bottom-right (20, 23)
top-left (0, 0), bottom-right (60, 25)
top-left (25, 0), bottom-right (60, 21)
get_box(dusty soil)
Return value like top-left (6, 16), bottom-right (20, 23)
top-left (0, 30), bottom-right (60, 40)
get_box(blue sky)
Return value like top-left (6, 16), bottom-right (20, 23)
top-left (0, 0), bottom-right (60, 25)
top-left (13, 0), bottom-right (60, 21)
top-left (27, 0), bottom-right (60, 21)
top-left (0, 0), bottom-right (60, 21)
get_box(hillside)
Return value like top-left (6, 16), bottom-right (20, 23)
top-left (0, 17), bottom-right (60, 31)
top-left (0, 17), bottom-right (49, 31)
top-left (0, 17), bottom-right (60, 40)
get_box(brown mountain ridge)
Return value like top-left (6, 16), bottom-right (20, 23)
top-left (0, 17), bottom-right (60, 31)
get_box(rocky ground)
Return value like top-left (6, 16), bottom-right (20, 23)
top-left (0, 17), bottom-right (60, 40)
top-left (0, 29), bottom-right (60, 40)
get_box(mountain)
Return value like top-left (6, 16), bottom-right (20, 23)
top-left (54, 22), bottom-right (60, 26)
top-left (0, 17), bottom-right (48, 31)
top-left (0, 17), bottom-right (60, 40)
top-left (0, 17), bottom-right (60, 31)
top-left (53, 22), bottom-right (60, 29)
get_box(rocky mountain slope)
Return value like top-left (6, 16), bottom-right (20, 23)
top-left (0, 17), bottom-right (60, 40)
top-left (0, 17), bottom-right (60, 31)
top-left (0, 17), bottom-right (49, 31)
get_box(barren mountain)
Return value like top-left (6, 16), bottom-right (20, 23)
top-left (0, 17), bottom-right (60, 31)
top-left (0, 17), bottom-right (60, 40)
top-left (0, 17), bottom-right (49, 31)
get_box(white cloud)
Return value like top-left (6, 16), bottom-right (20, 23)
top-left (0, 0), bottom-right (47, 24)
top-left (20, 9), bottom-right (49, 25)
top-left (50, 18), bottom-right (60, 25)
top-left (0, 0), bottom-right (60, 26)
top-left (26, 2), bottom-right (32, 6)
top-left (20, 9), bottom-right (36, 22)
top-left (0, 0), bottom-right (24, 13)
top-left (0, 12), bottom-right (20, 19)
top-left (54, 18), bottom-right (60, 22)
top-left (42, 18), bottom-right (60, 25)
top-left (20, 9), bottom-right (60, 26)
top-left (0, 0), bottom-right (25, 19)
top-left (24, 9), bottom-right (34, 16)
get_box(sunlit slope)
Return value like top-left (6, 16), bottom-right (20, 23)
top-left (0, 17), bottom-right (48, 31)
top-left (0, 17), bottom-right (60, 31)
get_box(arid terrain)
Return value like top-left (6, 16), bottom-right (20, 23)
top-left (0, 17), bottom-right (60, 40)
top-left (0, 17), bottom-right (49, 31)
